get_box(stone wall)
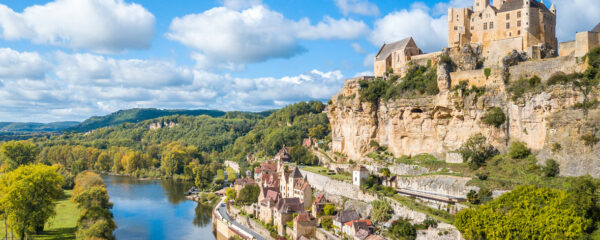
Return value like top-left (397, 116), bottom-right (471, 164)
top-left (449, 68), bottom-right (502, 87)
top-left (411, 51), bottom-right (442, 66)
top-left (416, 223), bottom-right (464, 240)
top-left (396, 175), bottom-right (476, 198)
top-left (559, 40), bottom-right (576, 57)
top-left (299, 169), bottom-right (377, 202)
top-left (508, 55), bottom-right (585, 82)
top-left (483, 36), bottom-right (524, 66)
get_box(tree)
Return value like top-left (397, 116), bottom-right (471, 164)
top-left (323, 204), bottom-right (336, 216)
top-left (481, 107), bottom-right (506, 128)
top-left (458, 134), bottom-right (496, 170)
top-left (321, 216), bottom-right (333, 230)
top-left (0, 164), bottom-right (64, 239)
top-left (236, 184), bottom-right (260, 205)
top-left (509, 141), bottom-right (531, 159)
top-left (542, 159), bottom-right (560, 177)
top-left (72, 172), bottom-right (116, 240)
top-left (455, 185), bottom-right (592, 240)
top-left (0, 141), bottom-right (39, 171)
top-left (308, 125), bottom-right (327, 140)
top-left (289, 145), bottom-right (318, 165)
top-left (226, 188), bottom-right (237, 201)
top-left (371, 199), bottom-right (393, 223)
top-left (388, 219), bottom-right (416, 240)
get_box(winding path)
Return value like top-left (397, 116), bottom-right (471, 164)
top-left (214, 198), bottom-right (267, 240)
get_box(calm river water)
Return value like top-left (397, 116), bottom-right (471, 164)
top-left (102, 175), bottom-right (216, 240)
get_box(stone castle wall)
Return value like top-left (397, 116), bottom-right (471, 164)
top-left (508, 55), bottom-right (585, 82)
top-left (298, 169), bottom-right (377, 202)
top-left (396, 175), bottom-right (476, 198)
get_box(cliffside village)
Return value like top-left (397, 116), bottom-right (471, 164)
top-left (227, 144), bottom-right (379, 240)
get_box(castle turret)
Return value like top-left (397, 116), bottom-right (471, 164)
top-left (550, 3), bottom-right (556, 15)
top-left (474, 0), bottom-right (490, 12)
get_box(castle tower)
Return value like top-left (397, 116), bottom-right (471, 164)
top-left (474, 0), bottom-right (490, 12)
top-left (550, 3), bottom-right (556, 15)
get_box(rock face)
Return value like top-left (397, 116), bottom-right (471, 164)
top-left (396, 175), bottom-right (477, 197)
top-left (328, 55), bottom-right (600, 177)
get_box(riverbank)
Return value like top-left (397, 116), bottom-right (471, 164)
top-left (0, 190), bottom-right (79, 240)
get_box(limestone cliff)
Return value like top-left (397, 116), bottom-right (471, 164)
top-left (328, 54), bottom-right (600, 177)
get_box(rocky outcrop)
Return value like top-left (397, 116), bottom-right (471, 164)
top-left (396, 175), bottom-right (476, 198)
top-left (327, 54), bottom-right (600, 177)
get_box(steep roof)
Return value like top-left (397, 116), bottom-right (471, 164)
top-left (291, 167), bottom-right (303, 179)
top-left (295, 212), bottom-right (314, 223)
top-left (313, 193), bottom-right (325, 205)
top-left (334, 210), bottom-right (360, 224)
top-left (375, 37), bottom-right (415, 61)
top-left (498, 0), bottom-right (549, 13)
top-left (276, 198), bottom-right (303, 213)
top-left (593, 23), bottom-right (600, 33)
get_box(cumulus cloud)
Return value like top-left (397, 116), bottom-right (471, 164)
top-left (0, 0), bottom-right (155, 53)
top-left (0, 48), bottom-right (49, 80)
top-left (370, 6), bottom-right (448, 52)
top-left (219, 0), bottom-right (262, 10)
top-left (334, 0), bottom-right (380, 16)
top-left (0, 49), bottom-right (345, 122)
top-left (167, 5), bottom-right (368, 70)
top-left (550, 0), bottom-right (600, 42)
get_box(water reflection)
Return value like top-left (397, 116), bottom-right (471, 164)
top-left (102, 175), bottom-right (215, 240)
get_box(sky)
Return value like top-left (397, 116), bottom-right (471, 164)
top-left (0, 0), bottom-right (598, 122)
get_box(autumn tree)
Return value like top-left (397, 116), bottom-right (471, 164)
top-left (0, 141), bottom-right (39, 171)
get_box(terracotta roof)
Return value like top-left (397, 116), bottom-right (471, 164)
top-left (375, 37), bottom-right (415, 61)
top-left (355, 229), bottom-right (371, 240)
top-left (295, 212), bottom-right (314, 223)
top-left (344, 219), bottom-right (372, 227)
top-left (234, 177), bottom-right (256, 186)
top-left (334, 210), bottom-right (360, 224)
top-left (498, 0), bottom-right (549, 13)
top-left (313, 194), bottom-right (325, 205)
top-left (365, 235), bottom-right (386, 240)
top-left (266, 189), bottom-right (279, 202)
top-left (593, 23), bottom-right (600, 33)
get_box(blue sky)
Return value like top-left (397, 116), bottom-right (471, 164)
top-left (0, 0), bottom-right (598, 122)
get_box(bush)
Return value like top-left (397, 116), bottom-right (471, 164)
top-left (551, 142), bottom-right (562, 153)
top-left (509, 141), bottom-right (531, 159)
top-left (323, 204), bottom-right (336, 216)
top-left (481, 107), bottom-right (506, 128)
top-left (508, 76), bottom-right (543, 101)
top-left (542, 159), bottom-right (560, 177)
top-left (459, 134), bottom-right (496, 170)
top-left (423, 217), bottom-right (439, 229)
top-left (484, 68), bottom-right (492, 79)
top-left (582, 133), bottom-right (600, 147)
top-left (236, 184), bottom-right (260, 205)
top-left (476, 172), bottom-right (488, 180)
top-left (371, 199), bottom-right (394, 223)
top-left (359, 79), bottom-right (388, 103)
top-left (321, 216), bottom-right (333, 230)
top-left (389, 219), bottom-right (417, 240)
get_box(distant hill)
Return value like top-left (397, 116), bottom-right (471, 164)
top-left (0, 121), bottom-right (79, 132)
top-left (65, 108), bottom-right (227, 133)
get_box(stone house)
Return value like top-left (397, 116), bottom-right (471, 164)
top-left (273, 197), bottom-right (303, 235)
top-left (233, 177), bottom-right (256, 192)
top-left (280, 167), bottom-right (313, 210)
top-left (257, 188), bottom-right (279, 223)
top-left (352, 166), bottom-right (369, 186)
top-left (274, 146), bottom-right (291, 162)
top-left (311, 193), bottom-right (328, 217)
top-left (292, 212), bottom-right (317, 240)
top-left (333, 209), bottom-right (360, 229)
top-left (448, 0), bottom-right (558, 64)
top-left (373, 37), bottom-right (423, 77)
top-left (342, 220), bottom-right (373, 239)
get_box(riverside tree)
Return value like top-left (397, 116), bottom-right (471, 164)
top-left (0, 164), bottom-right (64, 239)
top-left (72, 171), bottom-right (116, 240)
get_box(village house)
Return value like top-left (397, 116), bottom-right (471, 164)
top-left (352, 166), bottom-right (369, 186)
top-left (342, 219), bottom-right (374, 239)
top-left (373, 37), bottom-right (422, 77)
top-left (280, 166), bottom-right (313, 210)
top-left (257, 188), bottom-right (280, 223)
top-left (233, 177), bottom-right (256, 192)
top-left (273, 197), bottom-right (304, 235)
top-left (311, 193), bottom-right (328, 217)
top-left (292, 212), bottom-right (317, 240)
top-left (333, 209), bottom-right (360, 229)
top-left (274, 145), bottom-right (291, 162)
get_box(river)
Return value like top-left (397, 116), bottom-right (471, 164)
top-left (102, 175), bottom-right (216, 240)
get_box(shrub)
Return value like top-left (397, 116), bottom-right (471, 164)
top-left (508, 76), bottom-right (543, 101)
top-left (423, 217), bottom-right (439, 229)
top-left (323, 204), bottom-right (336, 216)
top-left (484, 68), bottom-right (492, 79)
top-left (383, 65), bottom-right (438, 99)
top-left (389, 219), bottom-right (417, 240)
top-left (542, 159), bottom-right (560, 177)
top-left (551, 142), bottom-right (562, 153)
top-left (581, 133), bottom-right (600, 147)
top-left (459, 134), bottom-right (496, 170)
top-left (481, 107), bottom-right (506, 128)
top-left (509, 141), bottom-right (531, 159)
top-left (321, 216), bottom-right (333, 230)
top-left (359, 79), bottom-right (388, 103)
top-left (476, 172), bottom-right (488, 180)
top-left (371, 199), bottom-right (394, 223)
top-left (370, 140), bottom-right (380, 149)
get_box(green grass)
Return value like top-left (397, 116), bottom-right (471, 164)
top-left (301, 165), bottom-right (352, 182)
top-left (226, 167), bottom-right (237, 182)
top-left (0, 189), bottom-right (80, 240)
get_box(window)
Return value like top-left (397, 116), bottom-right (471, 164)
top-left (483, 22), bottom-right (488, 30)
top-left (454, 26), bottom-right (458, 30)
top-left (517, 11), bottom-right (521, 18)
top-left (506, 22), bottom-right (510, 28)
top-left (509, 32), bottom-right (512, 37)
top-left (506, 14), bottom-right (510, 20)
top-left (490, 22), bottom-right (494, 29)
top-left (518, 30), bottom-right (521, 35)
top-left (471, 26), bottom-right (474, 30)
top-left (517, 21), bottom-right (521, 27)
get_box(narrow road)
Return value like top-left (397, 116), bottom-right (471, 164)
top-left (216, 200), bottom-right (267, 240)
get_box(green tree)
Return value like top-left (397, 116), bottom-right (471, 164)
top-left (236, 184), bottom-right (260, 205)
top-left (542, 159), bottom-right (560, 177)
top-left (455, 185), bottom-right (592, 240)
top-left (323, 204), bottom-right (336, 216)
top-left (508, 141), bottom-right (531, 159)
top-left (481, 107), bottom-right (506, 128)
top-left (371, 199), bottom-right (393, 223)
top-left (320, 216), bottom-right (333, 230)
top-left (0, 141), bottom-right (39, 171)
top-left (72, 172), bottom-right (116, 240)
top-left (0, 164), bottom-right (64, 239)
top-left (459, 134), bottom-right (495, 170)
top-left (289, 145), bottom-right (318, 165)
top-left (388, 219), bottom-right (416, 240)
top-left (308, 125), bottom-right (327, 139)
top-left (226, 188), bottom-right (237, 201)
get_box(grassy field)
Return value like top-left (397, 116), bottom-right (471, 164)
top-left (301, 165), bottom-right (352, 181)
top-left (0, 190), bottom-right (80, 240)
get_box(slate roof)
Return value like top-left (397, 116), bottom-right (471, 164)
top-left (355, 229), bottom-right (371, 240)
top-left (295, 212), bottom-right (314, 223)
top-left (276, 198), bottom-right (303, 214)
top-left (291, 167), bottom-right (303, 179)
top-left (375, 37), bottom-right (414, 61)
top-left (593, 23), bottom-right (600, 33)
top-left (498, 0), bottom-right (549, 13)
top-left (334, 210), bottom-right (360, 224)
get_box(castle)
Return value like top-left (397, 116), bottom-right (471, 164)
top-left (374, 0), bottom-right (600, 78)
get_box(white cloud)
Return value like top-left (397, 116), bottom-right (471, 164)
top-left (335, 0), bottom-right (380, 16)
top-left (0, 0), bottom-right (155, 53)
top-left (167, 5), bottom-right (368, 70)
top-left (363, 53), bottom-right (375, 67)
top-left (550, 0), bottom-right (600, 42)
top-left (370, 7), bottom-right (448, 52)
top-left (432, 0), bottom-right (472, 16)
top-left (351, 43), bottom-right (367, 54)
top-left (220, 0), bottom-right (262, 10)
top-left (0, 49), bottom-right (346, 122)
top-left (353, 71), bottom-right (373, 77)
top-left (0, 48), bottom-right (49, 80)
